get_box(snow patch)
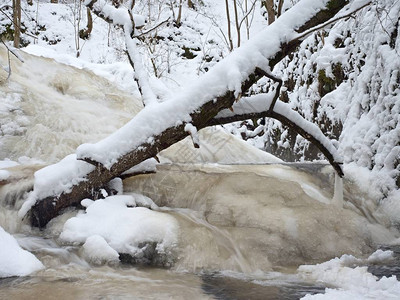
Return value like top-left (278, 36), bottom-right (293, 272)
top-left (82, 235), bottom-right (120, 265)
top-left (299, 253), bottom-right (400, 299)
top-left (0, 226), bottom-right (44, 278)
top-left (60, 195), bottom-right (178, 264)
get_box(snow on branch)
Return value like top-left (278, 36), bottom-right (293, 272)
top-left (85, 0), bottom-right (158, 106)
top-left (78, 0), bottom-right (348, 168)
top-left (84, 0), bottom-right (144, 27)
top-left (27, 0), bottom-right (354, 227)
top-left (125, 33), bottom-right (159, 106)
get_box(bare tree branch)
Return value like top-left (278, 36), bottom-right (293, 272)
top-left (208, 94), bottom-right (344, 177)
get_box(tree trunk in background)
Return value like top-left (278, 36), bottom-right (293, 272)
top-left (79, 8), bottom-right (93, 40)
top-left (277, 0), bottom-right (284, 17)
top-left (262, 0), bottom-right (276, 25)
top-left (13, 0), bottom-right (21, 48)
top-left (233, 0), bottom-right (241, 47)
top-left (176, 0), bottom-right (183, 26)
top-left (225, 0), bottom-right (234, 51)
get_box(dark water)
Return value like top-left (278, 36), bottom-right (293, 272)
top-left (201, 273), bottom-right (326, 300)
top-left (201, 245), bottom-right (400, 300)
top-left (368, 245), bottom-right (400, 280)
top-left (0, 271), bottom-right (327, 300)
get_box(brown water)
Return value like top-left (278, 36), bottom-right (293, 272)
top-left (0, 163), bottom-right (397, 299)
top-left (0, 245), bottom-right (326, 300)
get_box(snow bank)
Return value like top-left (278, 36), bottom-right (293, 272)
top-left (0, 226), bottom-right (44, 278)
top-left (299, 252), bottom-right (400, 299)
top-left (60, 195), bottom-right (178, 264)
top-left (367, 249), bottom-right (395, 264)
top-left (82, 235), bottom-right (120, 265)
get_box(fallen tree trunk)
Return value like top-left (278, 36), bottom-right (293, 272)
top-left (27, 0), bottom-right (360, 227)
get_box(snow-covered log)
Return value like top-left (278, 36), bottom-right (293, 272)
top-left (26, 0), bottom-right (362, 227)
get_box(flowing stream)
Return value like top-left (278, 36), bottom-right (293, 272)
top-left (1, 162), bottom-right (399, 299)
top-left (1, 45), bottom-right (399, 299)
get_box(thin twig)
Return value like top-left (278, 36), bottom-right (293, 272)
top-left (0, 38), bottom-right (24, 62)
top-left (238, 0), bottom-right (257, 30)
top-left (6, 47), bottom-right (11, 79)
top-left (133, 18), bottom-right (170, 38)
top-left (255, 67), bottom-right (282, 113)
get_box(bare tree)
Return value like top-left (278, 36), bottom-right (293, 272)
top-left (79, 8), bottom-right (93, 40)
top-left (233, 0), bottom-right (240, 47)
top-left (225, 0), bottom-right (234, 51)
top-left (176, 0), bottom-right (183, 26)
top-left (262, 0), bottom-right (276, 25)
top-left (27, 0), bottom-right (371, 227)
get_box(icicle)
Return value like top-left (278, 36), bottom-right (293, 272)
top-left (331, 172), bottom-right (344, 208)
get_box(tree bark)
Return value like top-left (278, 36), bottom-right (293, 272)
top-left (79, 8), bottom-right (93, 40)
top-left (225, 0), bottom-right (234, 51)
top-left (262, 0), bottom-right (276, 25)
top-left (28, 0), bottom-right (350, 228)
top-left (12, 0), bottom-right (21, 48)
top-left (176, 0), bottom-right (183, 26)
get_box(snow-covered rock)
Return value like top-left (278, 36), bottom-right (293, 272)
top-left (60, 195), bottom-right (179, 266)
top-left (0, 226), bottom-right (44, 278)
